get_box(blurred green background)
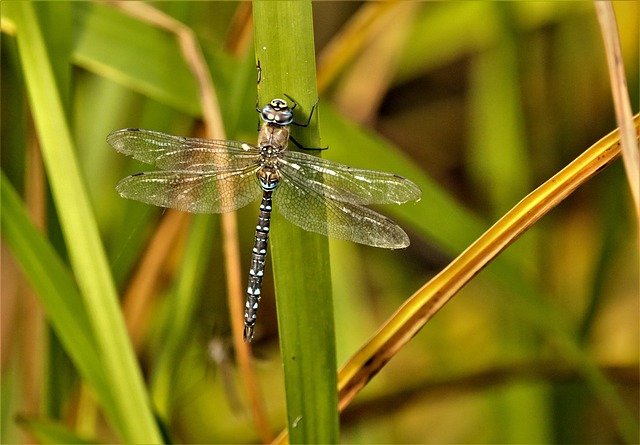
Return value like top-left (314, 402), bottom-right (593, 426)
top-left (2, 2), bottom-right (638, 444)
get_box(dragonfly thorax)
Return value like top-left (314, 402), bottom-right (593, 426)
top-left (260, 98), bottom-right (294, 126)
top-left (258, 123), bottom-right (290, 151)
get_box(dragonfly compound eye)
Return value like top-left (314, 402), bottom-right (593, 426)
top-left (274, 109), bottom-right (293, 125)
top-left (261, 102), bottom-right (293, 125)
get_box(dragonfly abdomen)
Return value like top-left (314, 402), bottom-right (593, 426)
top-left (244, 189), bottom-right (274, 341)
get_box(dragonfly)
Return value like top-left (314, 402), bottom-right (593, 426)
top-left (108, 97), bottom-right (421, 342)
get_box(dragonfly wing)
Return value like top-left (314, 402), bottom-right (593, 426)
top-left (281, 151), bottom-right (421, 205)
top-left (275, 174), bottom-right (411, 249)
top-left (116, 168), bottom-right (261, 214)
top-left (108, 128), bottom-right (260, 173)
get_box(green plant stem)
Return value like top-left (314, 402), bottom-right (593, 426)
top-left (7, 3), bottom-right (162, 443)
top-left (253, 1), bottom-right (339, 443)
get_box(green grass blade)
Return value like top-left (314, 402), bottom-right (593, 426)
top-left (1, 174), bottom-right (116, 426)
top-left (16, 416), bottom-right (99, 445)
top-left (467, 6), bottom-right (543, 441)
top-left (72, 2), bottom-right (200, 117)
top-left (253, 1), bottom-right (339, 442)
top-left (8, 3), bottom-right (162, 442)
top-left (150, 214), bottom-right (217, 419)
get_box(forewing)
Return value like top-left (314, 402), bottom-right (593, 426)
top-left (107, 128), bottom-right (260, 173)
top-left (116, 168), bottom-right (261, 214)
top-left (280, 151), bottom-right (421, 205)
top-left (274, 174), bottom-right (411, 249)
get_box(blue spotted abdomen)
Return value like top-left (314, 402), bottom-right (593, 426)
top-left (244, 189), bottom-right (274, 341)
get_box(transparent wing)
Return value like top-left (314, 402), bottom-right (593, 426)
top-left (108, 128), bottom-right (260, 173)
top-left (279, 151), bottom-right (421, 206)
top-left (116, 168), bottom-right (261, 214)
top-left (274, 173), bottom-right (411, 249)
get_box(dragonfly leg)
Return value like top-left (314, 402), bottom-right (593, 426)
top-left (284, 94), bottom-right (320, 128)
top-left (289, 134), bottom-right (328, 151)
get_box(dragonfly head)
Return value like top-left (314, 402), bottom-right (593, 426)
top-left (260, 98), bottom-right (294, 126)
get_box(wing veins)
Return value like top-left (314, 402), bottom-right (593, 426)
top-left (281, 151), bottom-right (421, 205)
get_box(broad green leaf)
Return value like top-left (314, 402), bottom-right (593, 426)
top-left (73, 2), bottom-right (199, 117)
